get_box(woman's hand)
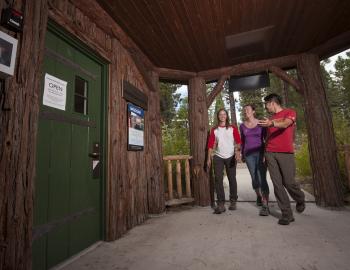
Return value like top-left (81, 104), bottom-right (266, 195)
top-left (235, 151), bottom-right (242, 162)
top-left (206, 158), bottom-right (211, 170)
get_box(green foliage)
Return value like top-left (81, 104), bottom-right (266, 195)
top-left (159, 82), bottom-right (181, 125)
top-left (265, 72), bottom-right (306, 134)
top-left (161, 95), bottom-right (190, 155)
top-left (238, 89), bottom-right (265, 120)
top-left (295, 136), bottom-right (312, 177)
top-left (296, 115), bottom-right (350, 190)
top-left (329, 52), bottom-right (350, 122)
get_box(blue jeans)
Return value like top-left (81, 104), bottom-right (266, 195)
top-left (245, 151), bottom-right (269, 195)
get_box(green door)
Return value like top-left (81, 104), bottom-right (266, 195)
top-left (33, 27), bottom-right (105, 270)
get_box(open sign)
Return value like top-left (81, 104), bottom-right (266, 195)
top-left (43, 73), bottom-right (67, 110)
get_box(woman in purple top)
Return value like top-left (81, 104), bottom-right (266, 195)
top-left (240, 104), bottom-right (270, 216)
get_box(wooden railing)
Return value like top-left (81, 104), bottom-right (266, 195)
top-left (163, 155), bottom-right (194, 206)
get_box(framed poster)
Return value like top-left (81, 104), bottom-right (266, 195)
top-left (127, 103), bottom-right (144, 151)
top-left (0, 30), bottom-right (18, 78)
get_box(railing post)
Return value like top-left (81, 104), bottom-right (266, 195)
top-left (167, 160), bottom-right (173, 200)
top-left (163, 155), bottom-right (194, 206)
top-left (176, 160), bottom-right (182, 198)
top-left (185, 159), bottom-right (191, 197)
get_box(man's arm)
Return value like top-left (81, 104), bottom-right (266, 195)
top-left (258, 117), bottom-right (294, 128)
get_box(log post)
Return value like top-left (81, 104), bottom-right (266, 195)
top-left (176, 160), bottom-right (182, 198)
top-left (0, 1), bottom-right (48, 269)
top-left (297, 54), bottom-right (343, 207)
top-left (188, 77), bottom-right (211, 206)
top-left (185, 159), bottom-right (191, 197)
top-left (167, 160), bottom-right (173, 200)
top-left (146, 71), bottom-right (165, 214)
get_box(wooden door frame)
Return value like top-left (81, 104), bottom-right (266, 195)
top-left (44, 20), bottom-right (109, 240)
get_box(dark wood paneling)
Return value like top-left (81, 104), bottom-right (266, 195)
top-left (97, 0), bottom-right (350, 72)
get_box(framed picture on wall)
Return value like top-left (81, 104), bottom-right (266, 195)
top-left (0, 30), bottom-right (18, 78)
top-left (127, 103), bottom-right (144, 151)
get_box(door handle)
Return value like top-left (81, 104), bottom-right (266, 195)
top-left (89, 142), bottom-right (100, 159)
top-left (89, 152), bottom-right (100, 158)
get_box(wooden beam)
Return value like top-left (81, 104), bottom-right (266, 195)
top-left (309, 30), bottom-right (350, 60)
top-left (268, 66), bottom-right (302, 93)
top-left (198, 54), bottom-right (300, 81)
top-left (156, 67), bottom-right (196, 81)
top-left (206, 75), bottom-right (228, 107)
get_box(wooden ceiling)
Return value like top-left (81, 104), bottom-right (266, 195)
top-left (97, 0), bottom-right (350, 72)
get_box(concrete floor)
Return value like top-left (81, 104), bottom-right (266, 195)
top-left (57, 165), bottom-right (350, 270)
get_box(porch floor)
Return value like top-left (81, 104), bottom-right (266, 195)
top-left (58, 165), bottom-right (350, 270)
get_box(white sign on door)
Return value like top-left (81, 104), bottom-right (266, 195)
top-left (43, 73), bottom-right (67, 110)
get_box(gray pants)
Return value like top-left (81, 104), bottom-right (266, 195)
top-left (265, 152), bottom-right (305, 216)
top-left (213, 155), bottom-right (237, 203)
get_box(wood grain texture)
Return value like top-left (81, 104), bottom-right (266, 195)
top-left (146, 71), bottom-right (165, 214)
top-left (48, 0), bottom-right (165, 241)
top-left (97, 0), bottom-right (350, 72)
top-left (297, 54), bottom-right (343, 207)
top-left (188, 77), bottom-right (211, 206)
top-left (0, 1), bottom-right (49, 269)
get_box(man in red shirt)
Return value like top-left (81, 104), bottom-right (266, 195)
top-left (258, 93), bottom-right (305, 225)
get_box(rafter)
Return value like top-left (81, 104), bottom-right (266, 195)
top-left (268, 66), bottom-right (302, 93)
top-left (199, 54), bottom-right (300, 81)
top-left (206, 76), bottom-right (228, 107)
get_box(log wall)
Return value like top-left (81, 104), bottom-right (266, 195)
top-left (0, 1), bottom-right (48, 269)
top-left (48, 0), bottom-right (164, 239)
top-left (0, 0), bottom-right (164, 268)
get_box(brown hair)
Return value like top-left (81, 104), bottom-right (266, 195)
top-left (243, 104), bottom-right (256, 111)
top-left (216, 108), bottom-right (230, 129)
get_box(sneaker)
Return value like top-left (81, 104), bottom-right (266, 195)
top-left (213, 203), bottom-right (226, 214)
top-left (228, 201), bottom-right (237, 210)
top-left (259, 205), bottom-right (269, 216)
top-left (256, 196), bottom-right (263, 206)
top-left (296, 202), bottom-right (305, 213)
top-left (278, 215), bottom-right (295, 225)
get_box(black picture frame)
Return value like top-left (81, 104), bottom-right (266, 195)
top-left (127, 103), bottom-right (145, 151)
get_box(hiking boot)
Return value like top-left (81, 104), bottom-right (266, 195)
top-left (256, 196), bottom-right (263, 206)
top-left (259, 205), bottom-right (269, 216)
top-left (278, 215), bottom-right (295, 225)
top-left (296, 201), bottom-right (306, 213)
top-left (228, 201), bottom-right (237, 210)
top-left (213, 203), bottom-right (226, 214)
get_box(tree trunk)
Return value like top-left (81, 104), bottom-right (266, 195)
top-left (297, 54), bottom-right (343, 207)
top-left (281, 80), bottom-right (289, 106)
top-left (228, 92), bottom-right (237, 126)
top-left (146, 71), bottom-right (165, 214)
top-left (188, 77), bottom-right (211, 206)
top-left (0, 1), bottom-right (48, 269)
